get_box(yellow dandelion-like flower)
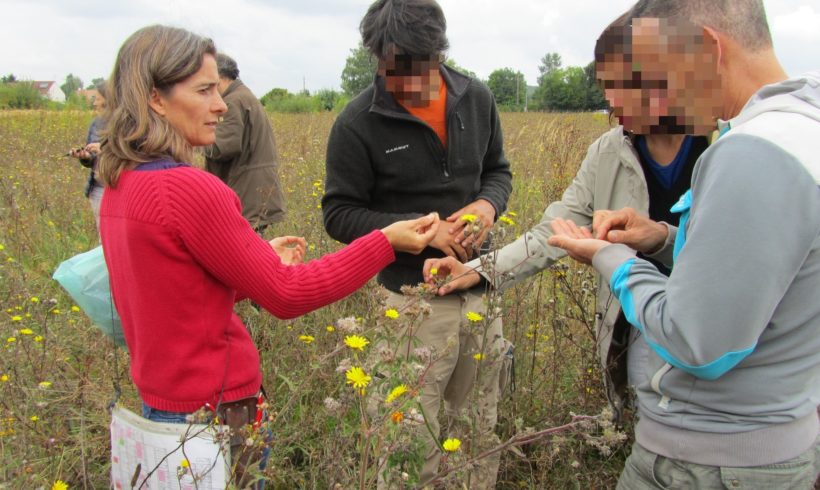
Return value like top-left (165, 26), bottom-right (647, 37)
top-left (385, 384), bottom-right (408, 404)
top-left (34, 335), bottom-right (44, 343)
top-left (345, 367), bottom-right (371, 390)
top-left (508, 211), bottom-right (518, 217)
top-left (298, 335), bottom-right (315, 344)
top-left (498, 216), bottom-right (516, 226)
top-left (30, 415), bottom-right (39, 422)
top-left (6, 337), bottom-right (16, 344)
top-left (0, 244), bottom-right (4, 251)
top-left (71, 306), bottom-right (80, 312)
top-left (51, 309), bottom-right (61, 315)
top-left (11, 316), bottom-right (22, 322)
top-left (20, 328), bottom-right (33, 335)
top-left (326, 325), bottom-right (335, 333)
top-left (473, 353), bottom-right (484, 361)
top-left (384, 308), bottom-right (400, 319)
top-left (180, 459), bottom-right (190, 469)
top-left (0, 374), bottom-right (8, 382)
top-left (466, 311), bottom-right (484, 322)
top-left (430, 267), bottom-right (439, 276)
top-left (30, 297), bottom-right (39, 304)
top-left (442, 438), bottom-right (461, 452)
top-left (51, 480), bottom-right (68, 490)
top-left (38, 381), bottom-right (52, 389)
top-left (343, 335), bottom-right (370, 351)
top-left (460, 214), bottom-right (477, 223)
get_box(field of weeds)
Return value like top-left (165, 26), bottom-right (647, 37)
top-left (0, 110), bottom-right (632, 489)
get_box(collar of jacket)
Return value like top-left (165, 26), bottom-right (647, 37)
top-left (221, 79), bottom-right (243, 98)
top-left (368, 64), bottom-right (471, 120)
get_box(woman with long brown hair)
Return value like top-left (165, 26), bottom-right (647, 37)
top-left (98, 24), bottom-right (439, 487)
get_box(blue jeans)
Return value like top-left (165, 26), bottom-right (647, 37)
top-left (141, 402), bottom-right (270, 489)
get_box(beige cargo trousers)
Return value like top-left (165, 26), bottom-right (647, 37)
top-left (372, 290), bottom-right (507, 489)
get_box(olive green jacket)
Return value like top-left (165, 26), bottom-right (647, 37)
top-left (204, 80), bottom-right (285, 230)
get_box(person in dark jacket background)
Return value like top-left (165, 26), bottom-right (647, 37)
top-left (69, 80), bottom-right (107, 233)
top-left (204, 54), bottom-right (285, 233)
top-left (322, 1), bottom-right (512, 487)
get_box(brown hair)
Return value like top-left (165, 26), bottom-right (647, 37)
top-left (97, 25), bottom-right (216, 187)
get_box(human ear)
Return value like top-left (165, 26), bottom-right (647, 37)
top-left (148, 87), bottom-right (166, 117)
top-left (702, 26), bottom-right (723, 71)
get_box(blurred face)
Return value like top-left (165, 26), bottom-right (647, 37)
top-left (148, 54), bottom-right (227, 147)
top-left (380, 51), bottom-right (442, 107)
top-left (597, 18), bottom-right (722, 135)
top-left (92, 94), bottom-right (106, 113)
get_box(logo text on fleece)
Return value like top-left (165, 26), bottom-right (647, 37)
top-left (386, 144), bottom-right (409, 154)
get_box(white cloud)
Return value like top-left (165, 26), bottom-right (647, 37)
top-left (772, 5), bottom-right (820, 41)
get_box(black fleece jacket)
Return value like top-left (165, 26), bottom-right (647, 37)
top-left (322, 65), bottom-right (512, 292)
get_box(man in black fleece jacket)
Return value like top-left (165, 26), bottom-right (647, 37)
top-left (322, 1), bottom-right (511, 487)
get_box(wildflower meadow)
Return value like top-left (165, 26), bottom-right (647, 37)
top-left (0, 110), bottom-right (635, 488)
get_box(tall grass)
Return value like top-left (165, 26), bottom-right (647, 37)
top-left (0, 110), bottom-right (629, 488)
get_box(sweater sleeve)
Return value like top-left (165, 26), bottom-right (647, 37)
top-left (469, 135), bottom-right (600, 289)
top-left (322, 119), bottom-right (423, 243)
top-left (474, 95), bottom-right (513, 217)
top-left (592, 135), bottom-right (820, 380)
top-left (164, 169), bottom-right (395, 319)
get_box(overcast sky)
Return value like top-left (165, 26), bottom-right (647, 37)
top-left (3, 0), bottom-right (819, 96)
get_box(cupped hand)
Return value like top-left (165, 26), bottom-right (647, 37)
top-left (423, 256), bottom-right (481, 295)
top-left (270, 236), bottom-right (307, 265)
top-left (547, 218), bottom-right (610, 265)
top-left (382, 212), bottom-right (440, 255)
top-left (446, 199), bottom-right (496, 251)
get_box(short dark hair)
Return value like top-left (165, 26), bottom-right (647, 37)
top-left (216, 53), bottom-right (239, 80)
top-left (626, 0), bottom-right (772, 51)
top-left (360, 0), bottom-right (449, 60)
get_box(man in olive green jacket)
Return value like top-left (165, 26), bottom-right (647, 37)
top-left (204, 54), bottom-right (285, 233)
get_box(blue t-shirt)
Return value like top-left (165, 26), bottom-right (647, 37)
top-left (637, 135), bottom-right (694, 190)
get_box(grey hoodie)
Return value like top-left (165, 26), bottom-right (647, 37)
top-left (594, 72), bottom-right (820, 467)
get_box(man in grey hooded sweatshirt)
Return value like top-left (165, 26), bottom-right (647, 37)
top-left (548, 1), bottom-right (820, 488)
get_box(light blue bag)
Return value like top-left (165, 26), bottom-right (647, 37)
top-left (53, 246), bottom-right (126, 348)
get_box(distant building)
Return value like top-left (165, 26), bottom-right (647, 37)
top-left (31, 81), bottom-right (65, 103)
top-left (78, 88), bottom-right (101, 105)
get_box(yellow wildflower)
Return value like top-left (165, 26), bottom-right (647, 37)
top-left (499, 216), bottom-right (516, 226)
top-left (51, 309), bottom-right (61, 315)
top-left (466, 311), bottom-right (484, 322)
top-left (460, 214), bottom-right (477, 223)
top-left (6, 337), bottom-right (16, 344)
top-left (34, 335), bottom-right (44, 343)
top-left (391, 411), bottom-right (404, 424)
top-left (30, 415), bottom-right (39, 422)
top-left (38, 381), bottom-right (52, 389)
top-left (473, 353), bottom-right (484, 361)
top-left (508, 211), bottom-right (518, 217)
top-left (385, 384), bottom-right (408, 404)
top-left (442, 438), bottom-right (462, 452)
top-left (11, 316), bottom-right (21, 322)
top-left (384, 308), bottom-right (400, 319)
top-left (326, 325), bottom-right (335, 333)
top-left (0, 244), bottom-right (4, 250)
top-left (180, 459), bottom-right (190, 469)
top-left (20, 328), bottom-right (33, 335)
top-left (52, 480), bottom-right (68, 490)
top-left (71, 306), bottom-right (80, 312)
top-left (343, 335), bottom-right (370, 351)
top-left (0, 374), bottom-right (8, 382)
top-left (345, 367), bottom-right (371, 390)
top-left (298, 335), bottom-right (315, 344)
top-left (30, 297), bottom-right (39, 304)
top-left (429, 267), bottom-right (439, 276)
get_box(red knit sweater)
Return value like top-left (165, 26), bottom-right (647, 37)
top-left (100, 166), bottom-right (394, 412)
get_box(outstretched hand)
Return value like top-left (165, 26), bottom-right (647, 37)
top-left (446, 199), bottom-right (496, 252)
top-left (423, 256), bottom-right (481, 296)
top-left (382, 212), bottom-right (440, 255)
top-left (546, 218), bottom-right (610, 265)
top-left (270, 236), bottom-right (307, 265)
top-left (593, 207), bottom-right (667, 254)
